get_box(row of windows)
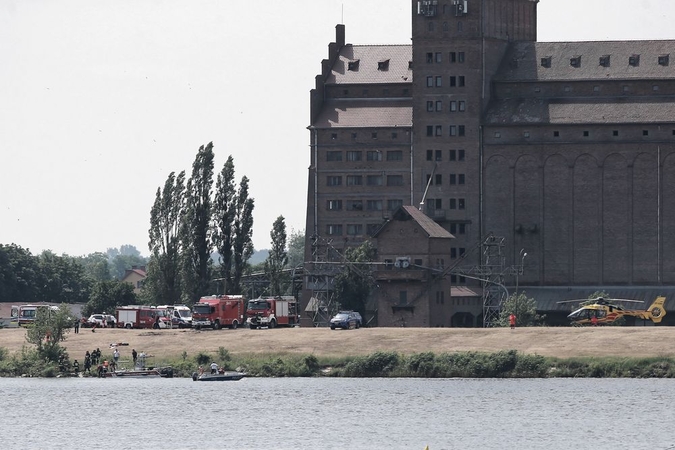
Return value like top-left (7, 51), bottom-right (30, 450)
top-left (327, 199), bottom-right (404, 212)
top-left (426, 75), bottom-right (466, 87)
top-left (425, 198), bottom-right (466, 210)
top-left (330, 131), bottom-right (401, 141)
top-left (325, 149), bottom-right (465, 163)
top-left (435, 293), bottom-right (477, 304)
top-left (337, 87), bottom-right (410, 97)
top-left (326, 175), bottom-right (405, 187)
top-left (326, 223), bottom-right (466, 239)
top-left (326, 223), bottom-right (387, 236)
top-left (517, 84), bottom-right (668, 95)
top-left (503, 84), bottom-right (672, 96)
top-left (426, 125), bottom-right (466, 137)
top-left (426, 100), bottom-right (466, 112)
top-left (426, 51), bottom-right (466, 64)
top-left (493, 129), bottom-right (675, 139)
top-left (427, 149), bottom-right (466, 161)
top-left (425, 173), bottom-right (466, 186)
top-left (326, 150), bottom-right (403, 162)
top-left (540, 54), bottom-right (669, 69)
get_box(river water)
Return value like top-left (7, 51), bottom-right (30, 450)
top-left (2, 377), bottom-right (674, 450)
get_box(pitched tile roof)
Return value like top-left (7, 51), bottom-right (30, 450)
top-left (395, 205), bottom-right (455, 239)
top-left (327, 44), bottom-right (413, 85)
top-left (496, 41), bottom-right (675, 81)
top-left (312, 99), bottom-right (412, 128)
top-left (484, 97), bottom-right (675, 125)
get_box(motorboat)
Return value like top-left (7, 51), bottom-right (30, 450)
top-left (102, 366), bottom-right (173, 378)
top-left (104, 368), bottom-right (162, 378)
top-left (192, 371), bottom-right (245, 381)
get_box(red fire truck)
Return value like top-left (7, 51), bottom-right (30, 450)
top-left (116, 305), bottom-right (170, 329)
top-left (192, 295), bottom-right (245, 330)
top-left (246, 296), bottom-right (300, 329)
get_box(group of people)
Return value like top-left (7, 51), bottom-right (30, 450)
top-left (83, 348), bottom-right (102, 375)
top-left (60, 346), bottom-right (145, 377)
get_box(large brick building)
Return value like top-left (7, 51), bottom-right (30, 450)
top-left (305, 0), bottom-right (675, 326)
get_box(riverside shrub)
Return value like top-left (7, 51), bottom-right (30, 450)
top-left (343, 351), bottom-right (401, 377)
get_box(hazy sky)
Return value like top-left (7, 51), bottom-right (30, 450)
top-left (1, 0), bottom-right (674, 257)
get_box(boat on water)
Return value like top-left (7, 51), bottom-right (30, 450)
top-left (102, 366), bottom-right (174, 378)
top-left (104, 368), bottom-right (162, 378)
top-left (192, 371), bottom-right (246, 381)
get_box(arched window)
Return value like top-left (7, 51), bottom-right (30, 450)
top-left (428, 22), bottom-right (435, 32)
top-left (442, 22), bottom-right (449, 31)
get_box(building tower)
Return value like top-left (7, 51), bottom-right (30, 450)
top-left (411, 0), bottom-right (537, 286)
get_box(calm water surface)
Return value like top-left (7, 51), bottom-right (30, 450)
top-left (2, 377), bottom-right (674, 450)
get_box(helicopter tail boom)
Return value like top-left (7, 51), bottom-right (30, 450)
top-left (635, 296), bottom-right (667, 323)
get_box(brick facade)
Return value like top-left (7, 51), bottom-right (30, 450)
top-left (306, 0), bottom-right (675, 327)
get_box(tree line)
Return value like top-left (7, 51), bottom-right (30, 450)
top-left (0, 141), bottom-right (303, 317)
top-left (144, 141), bottom-right (255, 305)
top-left (0, 243), bottom-right (144, 316)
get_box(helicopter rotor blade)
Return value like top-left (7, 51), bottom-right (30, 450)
top-left (557, 297), bottom-right (644, 304)
top-left (557, 299), bottom-right (587, 304)
top-left (607, 298), bottom-right (644, 303)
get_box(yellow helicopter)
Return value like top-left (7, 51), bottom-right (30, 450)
top-left (559, 296), bottom-right (667, 325)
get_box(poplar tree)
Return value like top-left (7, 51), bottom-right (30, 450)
top-left (212, 158), bottom-right (255, 294)
top-left (264, 216), bottom-right (288, 295)
top-left (146, 171), bottom-right (186, 305)
top-left (231, 176), bottom-right (255, 293)
top-left (212, 156), bottom-right (236, 293)
top-left (181, 142), bottom-right (215, 303)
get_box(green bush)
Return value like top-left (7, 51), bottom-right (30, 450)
top-left (513, 354), bottom-right (549, 377)
top-left (218, 347), bottom-right (231, 362)
top-left (343, 351), bottom-right (401, 377)
top-left (406, 352), bottom-right (437, 377)
top-left (194, 352), bottom-right (211, 366)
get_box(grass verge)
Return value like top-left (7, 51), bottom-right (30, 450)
top-left (2, 346), bottom-right (675, 378)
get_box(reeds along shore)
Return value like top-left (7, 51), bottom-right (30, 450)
top-left (3, 347), bottom-right (675, 378)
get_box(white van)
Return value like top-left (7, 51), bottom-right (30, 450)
top-left (156, 305), bottom-right (192, 328)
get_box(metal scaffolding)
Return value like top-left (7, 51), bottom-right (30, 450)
top-left (451, 234), bottom-right (518, 327)
top-left (303, 235), bottom-right (344, 327)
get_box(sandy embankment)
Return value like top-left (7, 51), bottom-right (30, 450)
top-left (1, 326), bottom-right (674, 361)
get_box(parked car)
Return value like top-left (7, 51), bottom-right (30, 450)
top-left (87, 314), bottom-right (116, 328)
top-left (347, 311), bottom-right (363, 327)
top-left (330, 311), bottom-right (360, 330)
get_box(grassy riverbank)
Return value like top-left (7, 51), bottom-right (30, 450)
top-left (2, 326), bottom-right (675, 378)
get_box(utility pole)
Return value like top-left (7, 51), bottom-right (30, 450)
top-left (515, 249), bottom-right (527, 326)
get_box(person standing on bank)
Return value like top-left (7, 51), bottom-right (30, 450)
top-left (84, 351), bottom-right (91, 374)
top-left (132, 349), bottom-right (138, 367)
top-left (74, 318), bottom-right (79, 334)
top-left (113, 348), bottom-right (120, 366)
top-left (509, 313), bottom-right (517, 330)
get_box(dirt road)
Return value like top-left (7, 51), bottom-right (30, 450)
top-left (2, 326), bottom-right (674, 360)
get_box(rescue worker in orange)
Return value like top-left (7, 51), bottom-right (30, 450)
top-left (509, 313), bottom-right (516, 329)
